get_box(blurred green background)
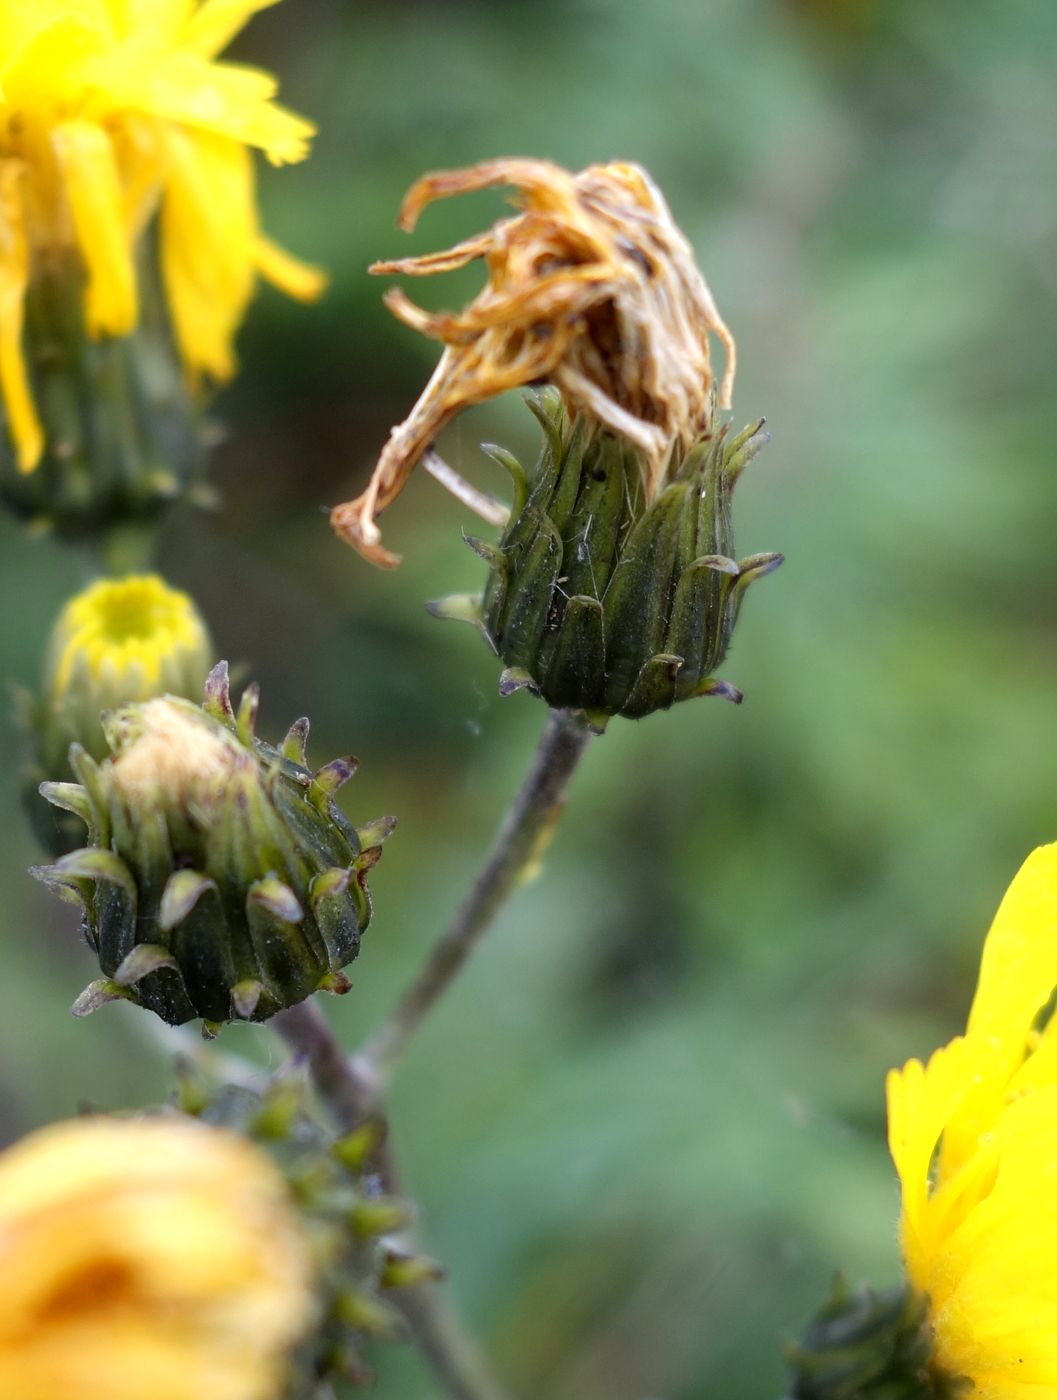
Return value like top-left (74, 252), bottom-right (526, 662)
top-left (4, 0), bottom-right (1057, 1395)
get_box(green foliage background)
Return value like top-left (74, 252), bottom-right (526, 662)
top-left (3, 0), bottom-right (1057, 1395)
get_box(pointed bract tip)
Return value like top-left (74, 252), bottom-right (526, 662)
top-left (71, 979), bottom-right (132, 1017)
top-left (236, 682), bottom-right (260, 744)
top-left (498, 667), bottom-right (538, 698)
top-left (203, 661), bottom-right (234, 723)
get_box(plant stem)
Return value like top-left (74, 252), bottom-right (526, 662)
top-left (274, 1000), bottom-right (508, 1400)
top-left (364, 706), bottom-right (593, 1080)
top-left (273, 999), bottom-right (380, 1133)
top-left (274, 706), bottom-right (594, 1400)
top-left (395, 1285), bottom-right (511, 1400)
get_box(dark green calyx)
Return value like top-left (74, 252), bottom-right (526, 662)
top-left (31, 662), bottom-right (396, 1030)
top-left (431, 390), bottom-right (781, 726)
top-left (173, 1062), bottom-right (436, 1393)
top-left (0, 252), bottom-right (209, 540)
top-left (784, 1279), bottom-right (951, 1400)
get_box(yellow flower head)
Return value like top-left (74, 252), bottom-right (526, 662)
top-left (0, 1115), bottom-right (315, 1400)
top-left (887, 842), bottom-right (1057, 1397)
top-left (0, 0), bottom-right (326, 473)
top-left (39, 572), bottom-right (212, 772)
top-left (333, 156), bottom-right (736, 567)
top-left (47, 571), bottom-right (211, 696)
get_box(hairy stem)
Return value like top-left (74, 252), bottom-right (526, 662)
top-left (365, 706), bottom-right (593, 1079)
top-left (273, 999), bottom-right (380, 1134)
top-left (274, 999), bottom-right (508, 1400)
top-left (274, 707), bottom-right (594, 1400)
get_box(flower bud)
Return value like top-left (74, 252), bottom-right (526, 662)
top-left (22, 573), bottom-right (213, 855)
top-left (32, 663), bottom-right (394, 1031)
top-left (0, 1114), bottom-right (314, 1400)
top-left (177, 1063), bottom-right (421, 1389)
top-left (432, 391), bottom-right (782, 725)
top-left (783, 1278), bottom-right (934, 1399)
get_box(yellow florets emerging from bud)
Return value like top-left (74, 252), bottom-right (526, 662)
top-left (37, 571), bottom-right (210, 763)
top-left (0, 1114), bottom-right (315, 1400)
top-left (887, 841), bottom-right (1057, 1397)
top-left (0, 0), bottom-right (327, 477)
top-left (47, 573), bottom-right (212, 709)
top-left (24, 573), bottom-right (214, 853)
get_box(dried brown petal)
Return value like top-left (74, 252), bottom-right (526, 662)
top-left (333, 157), bottom-right (736, 566)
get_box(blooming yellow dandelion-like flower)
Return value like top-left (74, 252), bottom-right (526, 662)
top-left (887, 841), bottom-right (1057, 1397)
top-left (334, 156), bottom-right (736, 566)
top-left (0, 1114), bottom-right (315, 1400)
top-left (0, 0), bottom-right (326, 474)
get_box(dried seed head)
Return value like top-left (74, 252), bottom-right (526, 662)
top-left (333, 158), bottom-right (735, 567)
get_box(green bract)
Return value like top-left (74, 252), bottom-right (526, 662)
top-left (784, 1279), bottom-right (939, 1400)
top-left (32, 663), bottom-right (394, 1033)
top-left (432, 391), bottom-right (782, 727)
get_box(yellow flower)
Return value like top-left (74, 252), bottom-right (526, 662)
top-left (26, 573), bottom-right (213, 856)
top-left (334, 156), bottom-right (735, 567)
top-left (47, 571), bottom-right (211, 697)
top-left (0, 0), bottom-right (326, 474)
top-left (887, 842), bottom-right (1057, 1397)
top-left (0, 1115), bottom-right (315, 1400)
top-left (38, 572), bottom-right (212, 771)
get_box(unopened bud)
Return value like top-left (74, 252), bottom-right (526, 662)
top-left (32, 663), bottom-right (394, 1028)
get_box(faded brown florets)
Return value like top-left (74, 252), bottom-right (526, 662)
top-left (333, 158), bottom-right (736, 567)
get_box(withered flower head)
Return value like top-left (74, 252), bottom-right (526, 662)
top-left (333, 157), bottom-right (736, 567)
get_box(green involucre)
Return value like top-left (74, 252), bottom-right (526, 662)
top-left (32, 663), bottom-right (395, 1031)
top-left (434, 391), bottom-right (781, 725)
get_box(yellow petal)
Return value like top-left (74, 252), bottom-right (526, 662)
top-left (924, 1087), bottom-right (1057, 1393)
top-left (184, 0), bottom-right (280, 58)
top-left (0, 161), bottom-right (44, 472)
top-left (161, 128), bottom-right (255, 379)
top-left (254, 233), bottom-right (327, 301)
top-left (969, 843), bottom-right (1057, 1040)
top-left (1008, 1019), bottom-right (1057, 1098)
top-left (0, 11), bottom-right (111, 112)
top-left (52, 120), bottom-right (138, 337)
top-left (940, 843), bottom-right (1057, 1171)
top-left (88, 50), bottom-right (314, 164)
top-left (103, 0), bottom-right (193, 41)
top-left (886, 1036), bottom-right (978, 1287)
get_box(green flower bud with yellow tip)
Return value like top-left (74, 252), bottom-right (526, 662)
top-left (21, 573), bottom-right (213, 855)
top-left (31, 664), bottom-right (394, 1033)
top-left (433, 390), bottom-right (781, 726)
